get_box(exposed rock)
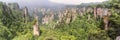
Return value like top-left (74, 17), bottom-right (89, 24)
top-left (116, 36), bottom-right (120, 40)
top-left (8, 3), bottom-right (19, 10)
top-left (33, 13), bottom-right (40, 36)
top-left (22, 7), bottom-right (29, 23)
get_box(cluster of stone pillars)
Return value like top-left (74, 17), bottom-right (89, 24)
top-left (33, 11), bottom-right (40, 36)
top-left (94, 7), bottom-right (111, 31)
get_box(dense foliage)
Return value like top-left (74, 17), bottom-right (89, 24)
top-left (0, 0), bottom-right (120, 40)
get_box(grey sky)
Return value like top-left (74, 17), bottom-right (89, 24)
top-left (0, 0), bottom-right (108, 5)
top-left (0, 0), bottom-right (52, 8)
top-left (0, 0), bottom-right (107, 9)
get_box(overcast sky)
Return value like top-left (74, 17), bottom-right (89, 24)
top-left (49, 0), bottom-right (107, 5)
top-left (0, 0), bottom-right (107, 13)
top-left (0, 0), bottom-right (108, 10)
top-left (0, 0), bottom-right (107, 5)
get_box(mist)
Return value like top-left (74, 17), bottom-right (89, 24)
top-left (0, 0), bottom-right (108, 10)
top-left (0, 0), bottom-right (66, 9)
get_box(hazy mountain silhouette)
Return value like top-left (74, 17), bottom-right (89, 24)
top-left (0, 0), bottom-right (106, 9)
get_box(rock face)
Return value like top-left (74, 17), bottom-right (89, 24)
top-left (57, 8), bottom-right (77, 24)
top-left (116, 36), bottom-right (120, 40)
top-left (22, 7), bottom-right (29, 23)
top-left (32, 7), bottom-right (112, 31)
top-left (1, 2), bottom-right (16, 26)
top-left (103, 16), bottom-right (108, 30)
top-left (42, 13), bottom-right (54, 24)
top-left (33, 13), bottom-right (39, 36)
top-left (94, 7), bottom-right (97, 18)
top-left (93, 7), bottom-right (111, 30)
top-left (8, 3), bottom-right (19, 10)
top-left (97, 7), bottom-right (103, 18)
top-left (94, 7), bottom-right (104, 18)
top-left (103, 9), bottom-right (108, 30)
top-left (42, 15), bottom-right (49, 24)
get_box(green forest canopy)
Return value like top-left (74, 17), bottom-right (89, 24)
top-left (0, 0), bottom-right (120, 40)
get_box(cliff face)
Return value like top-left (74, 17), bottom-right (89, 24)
top-left (8, 3), bottom-right (19, 10)
top-left (22, 7), bottom-right (29, 23)
top-left (1, 3), bottom-right (16, 26)
top-left (33, 14), bottom-right (39, 36)
top-left (34, 6), bottom-right (111, 26)
top-left (42, 14), bottom-right (54, 24)
top-left (57, 8), bottom-right (77, 24)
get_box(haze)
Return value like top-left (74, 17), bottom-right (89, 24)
top-left (0, 0), bottom-right (107, 5)
top-left (0, 0), bottom-right (107, 9)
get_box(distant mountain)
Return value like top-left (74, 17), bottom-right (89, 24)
top-left (1, 0), bottom-right (105, 9)
top-left (18, 0), bottom-right (66, 9)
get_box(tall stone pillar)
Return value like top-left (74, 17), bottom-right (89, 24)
top-left (23, 7), bottom-right (29, 23)
top-left (33, 11), bottom-right (39, 36)
top-left (94, 7), bottom-right (97, 19)
top-left (103, 9), bottom-right (110, 31)
top-left (103, 16), bottom-right (108, 31)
